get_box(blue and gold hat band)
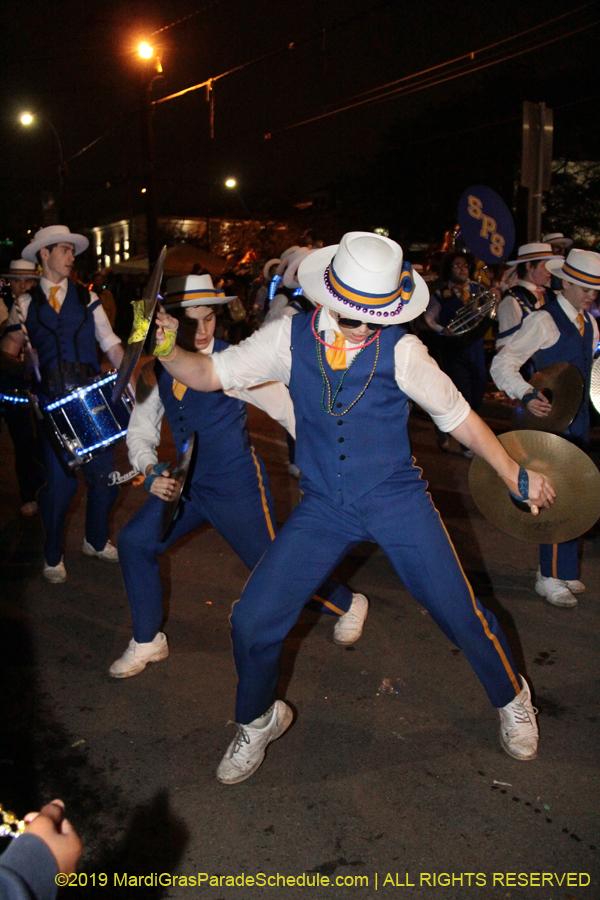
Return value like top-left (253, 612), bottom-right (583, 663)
top-left (167, 289), bottom-right (226, 303)
top-left (562, 261), bottom-right (600, 287)
top-left (325, 261), bottom-right (414, 312)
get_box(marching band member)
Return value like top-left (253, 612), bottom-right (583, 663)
top-left (110, 275), bottom-right (365, 678)
top-left (0, 226), bottom-right (124, 583)
top-left (155, 232), bottom-right (555, 784)
top-left (491, 248), bottom-right (599, 608)
top-left (0, 260), bottom-right (44, 515)
top-left (424, 252), bottom-right (486, 457)
top-left (496, 243), bottom-right (560, 351)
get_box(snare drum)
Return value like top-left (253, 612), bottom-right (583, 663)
top-left (0, 389), bottom-right (30, 414)
top-left (41, 371), bottom-right (134, 469)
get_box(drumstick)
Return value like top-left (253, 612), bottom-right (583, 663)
top-left (15, 297), bottom-right (41, 382)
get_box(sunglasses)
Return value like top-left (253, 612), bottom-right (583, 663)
top-left (337, 316), bottom-right (380, 332)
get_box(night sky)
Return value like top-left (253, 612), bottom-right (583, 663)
top-left (0, 0), bottom-right (598, 248)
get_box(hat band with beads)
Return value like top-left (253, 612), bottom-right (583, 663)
top-left (324, 260), bottom-right (414, 319)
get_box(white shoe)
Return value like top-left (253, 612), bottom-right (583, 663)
top-left (82, 537), bottom-right (119, 562)
top-left (287, 463), bottom-right (301, 478)
top-left (109, 633), bottom-right (168, 678)
top-left (43, 558), bottom-right (67, 583)
top-left (217, 700), bottom-right (293, 784)
top-left (21, 501), bottom-right (38, 516)
top-left (535, 574), bottom-right (578, 608)
top-left (498, 676), bottom-right (538, 761)
top-left (536, 567), bottom-right (585, 595)
top-left (333, 593), bottom-right (369, 645)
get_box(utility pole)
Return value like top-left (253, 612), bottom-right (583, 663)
top-left (521, 101), bottom-right (553, 242)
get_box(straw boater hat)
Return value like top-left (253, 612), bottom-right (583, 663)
top-left (262, 258), bottom-right (280, 281)
top-left (282, 247), bottom-right (314, 289)
top-left (2, 259), bottom-right (40, 279)
top-left (542, 232), bottom-right (573, 251)
top-left (297, 232), bottom-right (429, 325)
top-left (506, 242), bottom-right (562, 267)
top-left (546, 249), bottom-right (600, 289)
top-left (164, 274), bottom-right (236, 308)
top-left (22, 225), bottom-right (89, 262)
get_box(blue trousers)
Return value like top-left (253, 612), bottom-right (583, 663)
top-left (2, 403), bottom-right (43, 503)
top-left (231, 470), bottom-right (522, 724)
top-left (39, 432), bottom-right (119, 566)
top-left (539, 539), bottom-right (578, 580)
top-left (119, 454), bottom-right (352, 644)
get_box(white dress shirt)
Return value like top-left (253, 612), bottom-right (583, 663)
top-left (6, 277), bottom-right (121, 353)
top-left (491, 293), bottom-right (599, 400)
top-left (211, 308), bottom-right (471, 433)
top-left (127, 338), bottom-right (296, 475)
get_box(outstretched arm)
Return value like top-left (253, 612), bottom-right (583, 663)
top-left (154, 306), bottom-right (223, 392)
top-left (450, 409), bottom-right (555, 513)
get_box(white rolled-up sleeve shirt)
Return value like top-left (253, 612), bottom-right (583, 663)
top-left (211, 309), bottom-right (471, 434)
top-left (491, 293), bottom-right (599, 399)
top-left (127, 337), bottom-right (296, 474)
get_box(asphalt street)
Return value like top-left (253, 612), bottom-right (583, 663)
top-left (0, 404), bottom-right (598, 899)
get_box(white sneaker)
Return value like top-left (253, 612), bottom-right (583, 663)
top-left (43, 558), bottom-right (67, 583)
top-left (333, 593), bottom-right (369, 645)
top-left (109, 633), bottom-right (168, 678)
top-left (82, 537), bottom-right (119, 562)
top-left (21, 501), bottom-right (38, 516)
top-left (536, 567), bottom-right (585, 595)
top-left (498, 676), bottom-right (538, 761)
top-left (217, 700), bottom-right (293, 784)
top-left (535, 574), bottom-right (578, 608)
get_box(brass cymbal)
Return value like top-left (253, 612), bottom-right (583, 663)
top-left (590, 356), bottom-right (600, 415)
top-left (512, 362), bottom-right (584, 434)
top-left (469, 430), bottom-right (600, 543)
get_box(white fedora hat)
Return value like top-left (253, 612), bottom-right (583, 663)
top-left (275, 246), bottom-right (300, 277)
top-left (282, 247), bottom-right (314, 289)
top-left (164, 274), bottom-right (236, 308)
top-left (297, 232), bottom-right (429, 325)
top-left (262, 258), bottom-right (280, 280)
top-left (542, 232), bottom-right (573, 250)
top-left (22, 224), bottom-right (89, 262)
top-left (546, 249), bottom-right (600, 289)
top-left (506, 242), bottom-right (561, 266)
top-left (2, 259), bottom-right (40, 279)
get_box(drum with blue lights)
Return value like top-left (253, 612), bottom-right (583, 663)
top-left (41, 371), bottom-right (134, 469)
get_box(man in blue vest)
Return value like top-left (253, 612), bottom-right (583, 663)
top-left (0, 225), bottom-right (124, 583)
top-left (110, 275), bottom-right (363, 678)
top-left (155, 232), bottom-right (555, 783)
top-left (492, 248), bottom-right (599, 608)
top-left (496, 243), bottom-right (560, 350)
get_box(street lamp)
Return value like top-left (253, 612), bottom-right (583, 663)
top-left (19, 110), bottom-right (66, 217)
top-left (136, 40), bottom-right (164, 266)
top-left (225, 178), bottom-right (237, 189)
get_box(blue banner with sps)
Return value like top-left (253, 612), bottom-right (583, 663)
top-left (457, 185), bottom-right (515, 264)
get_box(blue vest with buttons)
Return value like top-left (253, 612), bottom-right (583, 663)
top-left (25, 282), bottom-right (100, 371)
top-left (289, 312), bottom-right (412, 506)
top-left (532, 299), bottom-right (593, 441)
top-left (156, 339), bottom-right (250, 483)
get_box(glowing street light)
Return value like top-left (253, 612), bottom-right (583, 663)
top-left (225, 178), bottom-right (237, 188)
top-left (18, 110), bottom-right (65, 209)
top-left (138, 41), bottom-right (154, 59)
top-left (20, 112), bottom-right (33, 126)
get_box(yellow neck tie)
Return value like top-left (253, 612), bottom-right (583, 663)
top-left (325, 331), bottom-right (347, 371)
top-left (48, 285), bottom-right (61, 313)
top-left (576, 313), bottom-right (585, 337)
top-left (172, 379), bottom-right (187, 400)
top-left (461, 285), bottom-right (471, 305)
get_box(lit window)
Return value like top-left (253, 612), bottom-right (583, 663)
top-left (115, 254), bottom-right (120, 264)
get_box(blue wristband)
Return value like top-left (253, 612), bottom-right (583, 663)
top-left (509, 466), bottom-right (529, 502)
top-left (522, 389), bottom-right (539, 406)
top-left (144, 462), bottom-right (170, 493)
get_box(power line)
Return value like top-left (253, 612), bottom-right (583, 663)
top-left (149, 0), bottom-right (228, 37)
top-left (266, 13), bottom-right (600, 137)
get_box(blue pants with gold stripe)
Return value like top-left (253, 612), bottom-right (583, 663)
top-left (231, 469), bottom-right (522, 724)
top-left (119, 452), bottom-right (352, 643)
top-left (539, 539), bottom-right (578, 581)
